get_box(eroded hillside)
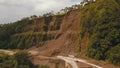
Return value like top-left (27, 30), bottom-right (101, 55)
top-left (36, 10), bottom-right (81, 56)
top-left (0, 0), bottom-right (120, 67)
top-left (0, 9), bottom-right (81, 55)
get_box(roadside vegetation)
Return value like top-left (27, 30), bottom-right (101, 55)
top-left (0, 51), bottom-right (49, 68)
top-left (0, 0), bottom-right (120, 66)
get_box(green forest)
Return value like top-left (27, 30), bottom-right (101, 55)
top-left (0, 51), bottom-right (49, 68)
top-left (0, 0), bottom-right (120, 67)
top-left (0, 15), bottom-right (64, 49)
top-left (80, 0), bottom-right (120, 65)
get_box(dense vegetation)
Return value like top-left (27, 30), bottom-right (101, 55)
top-left (0, 52), bottom-right (49, 68)
top-left (0, 0), bottom-right (120, 66)
top-left (80, 0), bottom-right (120, 65)
top-left (0, 15), bottom-right (64, 49)
top-left (0, 0), bottom-right (80, 50)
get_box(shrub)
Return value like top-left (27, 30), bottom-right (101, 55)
top-left (108, 45), bottom-right (120, 65)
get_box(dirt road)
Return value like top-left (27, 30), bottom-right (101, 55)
top-left (57, 56), bottom-right (78, 68)
top-left (29, 50), bottom-right (102, 68)
top-left (0, 49), bottom-right (15, 55)
top-left (57, 56), bottom-right (102, 68)
top-left (0, 50), bottom-right (103, 68)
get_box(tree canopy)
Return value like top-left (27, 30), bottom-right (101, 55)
top-left (80, 0), bottom-right (120, 65)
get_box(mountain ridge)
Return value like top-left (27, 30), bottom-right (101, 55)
top-left (0, 0), bottom-right (120, 67)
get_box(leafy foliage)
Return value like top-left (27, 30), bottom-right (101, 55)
top-left (0, 14), bottom-right (62, 49)
top-left (0, 52), bottom-right (49, 68)
top-left (80, 0), bottom-right (120, 65)
top-left (108, 45), bottom-right (120, 65)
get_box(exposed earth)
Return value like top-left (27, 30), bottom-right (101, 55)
top-left (0, 49), bottom-right (118, 68)
top-left (0, 8), bottom-right (119, 68)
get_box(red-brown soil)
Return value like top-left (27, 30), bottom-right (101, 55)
top-left (28, 10), bottom-right (119, 68)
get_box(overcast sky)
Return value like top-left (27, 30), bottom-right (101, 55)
top-left (0, 0), bottom-right (82, 24)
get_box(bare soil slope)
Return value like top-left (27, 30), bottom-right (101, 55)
top-left (30, 10), bottom-right (81, 56)
top-left (28, 10), bottom-right (118, 68)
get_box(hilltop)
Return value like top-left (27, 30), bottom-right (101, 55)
top-left (0, 0), bottom-right (120, 68)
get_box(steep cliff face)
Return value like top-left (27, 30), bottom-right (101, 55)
top-left (0, 0), bottom-right (120, 67)
top-left (34, 10), bottom-right (81, 56)
top-left (60, 10), bottom-right (80, 32)
top-left (9, 15), bottom-right (65, 49)
top-left (3, 9), bottom-right (81, 56)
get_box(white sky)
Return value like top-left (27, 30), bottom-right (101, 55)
top-left (0, 0), bottom-right (82, 23)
